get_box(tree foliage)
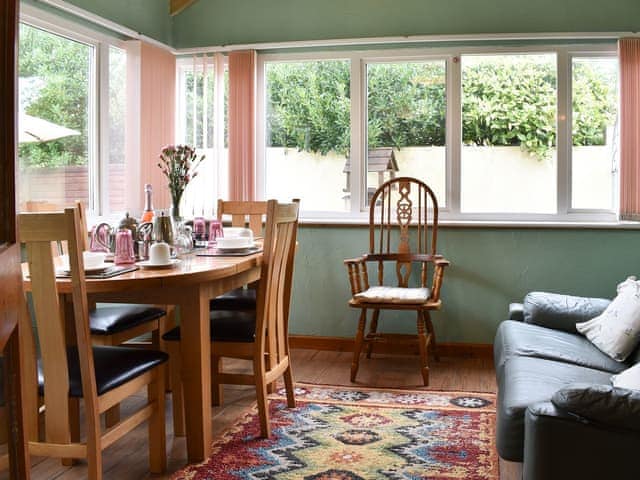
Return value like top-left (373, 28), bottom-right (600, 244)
top-left (18, 23), bottom-right (90, 168)
top-left (267, 56), bottom-right (617, 160)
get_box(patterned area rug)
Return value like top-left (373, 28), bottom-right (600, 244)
top-left (173, 384), bottom-right (497, 480)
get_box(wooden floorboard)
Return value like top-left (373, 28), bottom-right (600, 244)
top-left (3, 348), bottom-right (499, 479)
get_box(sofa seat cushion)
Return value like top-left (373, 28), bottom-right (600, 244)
top-left (497, 355), bottom-right (612, 462)
top-left (494, 320), bottom-right (627, 381)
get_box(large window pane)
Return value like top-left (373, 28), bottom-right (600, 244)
top-left (461, 54), bottom-right (557, 214)
top-left (571, 57), bottom-right (618, 210)
top-left (366, 61), bottom-right (446, 206)
top-left (107, 46), bottom-right (126, 213)
top-left (18, 23), bottom-right (92, 212)
top-left (178, 61), bottom-right (228, 216)
top-left (265, 60), bottom-right (351, 211)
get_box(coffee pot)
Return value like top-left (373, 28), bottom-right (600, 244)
top-left (152, 211), bottom-right (174, 245)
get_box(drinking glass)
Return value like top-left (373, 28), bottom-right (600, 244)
top-left (114, 228), bottom-right (135, 265)
top-left (208, 219), bottom-right (223, 246)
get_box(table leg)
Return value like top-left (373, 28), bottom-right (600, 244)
top-left (179, 287), bottom-right (211, 462)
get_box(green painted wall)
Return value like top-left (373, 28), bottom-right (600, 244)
top-left (44, 0), bottom-right (173, 45)
top-left (171, 0), bottom-right (640, 48)
top-left (289, 225), bottom-right (640, 343)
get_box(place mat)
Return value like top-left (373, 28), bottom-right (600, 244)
top-left (55, 265), bottom-right (138, 279)
top-left (196, 247), bottom-right (262, 257)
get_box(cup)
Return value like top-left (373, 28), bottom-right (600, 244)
top-left (208, 219), bottom-right (223, 246)
top-left (83, 251), bottom-right (106, 269)
top-left (114, 228), bottom-right (135, 265)
top-left (149, 242), bottom-right (171, 265)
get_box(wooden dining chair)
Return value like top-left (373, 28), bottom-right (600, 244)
top-left (344, 177), bottom-right (450, 386)
top-left (164, 200), bottom-right (300, 438)
top-left (76, 201), bottom-right (171, 349)
top-left (19, 207), bottom-right (167, 479)
top-left (208, 199), bottom-right (269, 312)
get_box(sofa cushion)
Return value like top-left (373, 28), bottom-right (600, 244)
top-left (494, 320), bottom-right (627, 382)
top-left (523, 292), bottom-right (610, 333)
top-left (576, 277), bottom-right (640, 362)
top-left (496, 356), bottom-right (612, 462)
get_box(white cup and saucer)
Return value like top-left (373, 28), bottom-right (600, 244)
top-left (217, 228), bottom-right (255, 252)
top-left (137, 242), bottom-right (181, 269)
top-left (59, 251), bottom-right (109, 273)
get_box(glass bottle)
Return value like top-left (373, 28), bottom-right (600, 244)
top-left (141, 183), bottom-right (155, 222)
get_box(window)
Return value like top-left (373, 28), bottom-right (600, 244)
top-left (461, 54), bottom-right (558, 214)
top-left (258, 45), bottom-right (619, 223)
top-left (176, 54), bottom-right (228, 216)
top-left (263, 59), bottom-right (351, 212)
top-left (18, 11), bottom-right (129, 216)
top-left (366, 60), bottom-right (447, 206)
top-left (571, 56), bottom-right (619, 210)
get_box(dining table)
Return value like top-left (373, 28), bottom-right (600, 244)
top-left (22, 250), bottom-right (262, 463)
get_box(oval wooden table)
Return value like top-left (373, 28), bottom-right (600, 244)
top-left (23, 251), bottom-right (262, 464)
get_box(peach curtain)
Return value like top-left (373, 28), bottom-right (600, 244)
top-left (125, 41), bottom-right (176, 212)
top-left (228, 50), bottom-right (256, 201)
top-left (619, 38), bottom-right (640, 220)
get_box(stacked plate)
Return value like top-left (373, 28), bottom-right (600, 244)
top-left (216, 235), bottom-right (256, 252)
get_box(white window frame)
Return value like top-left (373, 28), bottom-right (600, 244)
top-left (257, 43), bottom-right (619, 224)
top-left (19, 4), bottom-right (129, 218)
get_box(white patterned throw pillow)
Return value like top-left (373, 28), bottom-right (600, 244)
top-left (577, 277), bottom-right (640, 361)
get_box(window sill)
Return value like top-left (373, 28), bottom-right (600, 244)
top-left (298, 217), bottom-right (640, 230)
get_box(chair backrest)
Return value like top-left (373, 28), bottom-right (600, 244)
top-left (217, 200), bottom-right (268, 237)
top-left (254, 200), bottom-right (299, 369)
top-left (19, 207), bottom-right (99, 444)
top-left (368, 177), bottom-right (439, 288)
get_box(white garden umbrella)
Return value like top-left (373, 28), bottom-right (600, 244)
top-left (18, 113), bottom-right (80, 143)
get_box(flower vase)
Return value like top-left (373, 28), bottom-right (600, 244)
top-left (170, 194), bottom-right (183, 223)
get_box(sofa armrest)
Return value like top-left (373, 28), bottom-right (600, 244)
top-left (508, 303), bottom-right (524, 321)
top-left (551, 383), bottom-right (640, 432)
top-left (524, 401), bottom-right (640, 480)
top-left (523, 292), bottom-right (610, 333)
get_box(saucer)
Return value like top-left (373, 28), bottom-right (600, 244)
top-left (216, 243), bottom-right (256, 253)
top-left (136, 259), bottom-right (181, 269)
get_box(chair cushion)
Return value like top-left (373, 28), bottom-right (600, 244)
top-left (209, 288), bottom-right (257, 311)
top-left (354, 286), bottom-right (430, 304)
top-left (38, 346), bottom-right (168, 397)
top-left (89, 304), bottom-right (166, 336)
top-left (162, 311), bottom-right (256, 343)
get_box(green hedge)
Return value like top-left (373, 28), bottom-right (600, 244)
top-left (267, 57), bottom-right (617, 160)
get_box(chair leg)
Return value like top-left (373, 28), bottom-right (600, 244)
top-left (104, 405), bottom-right (120, 429)
top-left (253, 358), bottom-right (271, 439)
top-left (211, 355), bottom-right (223, 407)
top-left (148, 366), bottom-right (167, 474)
top-left (423, 311), bottom-right (439, 361)
top-left (85, 402), bottom-right (103, 480)
top-left (350, 309), bottom-right (367, 382)
top-left (417, 312), bottom-right (430, 386)
top-left (167, 342), bottom-right (185, 437)
top-left (365, 309), bottom-right (380, 359)
top-left (62, 399), bottom-right (80, 466)
top-left (283, 361), bottom-right (296, 409)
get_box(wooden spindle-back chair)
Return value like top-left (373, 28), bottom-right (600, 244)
top-left (344, 177), bottom-right (450, 385)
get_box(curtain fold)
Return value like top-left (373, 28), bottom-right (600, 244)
top-left (619, 38), bottom-right (640, 220)
top-left (228, 50), bottom-right (256, 201)
top-left (125, 41), bottom-right (176, 212)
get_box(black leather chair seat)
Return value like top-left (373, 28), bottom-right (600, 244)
top-left (38, 346), bottom-right (168, 397)
top-left (162, 310), bottom-right (256, 343)
top-left (209, 288), bottom-right (257, 311)
top-left (89, 304), bottom-right (166, 336)
top-left (497, 355), bottom-right (612, 462)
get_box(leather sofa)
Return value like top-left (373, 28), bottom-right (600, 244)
top-left (494, 291), bottom-right (640, 480)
